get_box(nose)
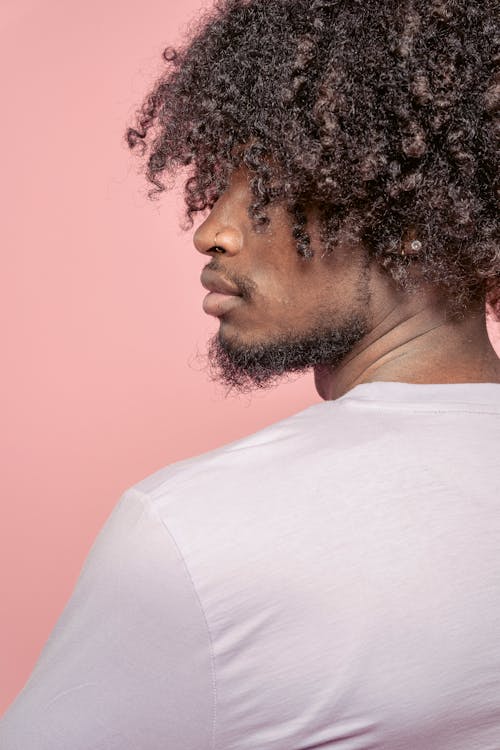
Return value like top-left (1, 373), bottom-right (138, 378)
top-left (193, 214), bottom-right (243, 258)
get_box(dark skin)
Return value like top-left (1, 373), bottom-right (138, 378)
top-left (193, 166), bottom-right (500, 400)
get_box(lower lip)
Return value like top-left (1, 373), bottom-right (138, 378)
top-left (202, 291), bottom-right (243, 317)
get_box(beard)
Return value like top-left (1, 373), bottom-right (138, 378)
top-left (205, 313), bottom-right (369, 394)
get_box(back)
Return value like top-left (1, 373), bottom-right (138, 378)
top-left (1, 381), bottom-right (499, 749)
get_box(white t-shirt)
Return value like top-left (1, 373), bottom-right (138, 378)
top-left (1, 381), bottom-right (500, 750)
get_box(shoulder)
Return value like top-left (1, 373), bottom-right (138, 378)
top-left (122, 396), bottom-right (388, 561)
top-left (129, 402), bottom-right (324, 500)
top-left (128, 391), bottom-right (399, 510)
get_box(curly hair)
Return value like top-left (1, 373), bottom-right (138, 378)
top-left (125, 0), bottom-right (499, 319)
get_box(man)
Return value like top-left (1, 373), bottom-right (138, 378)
top-left (1, 0), bottom-right (499, 748)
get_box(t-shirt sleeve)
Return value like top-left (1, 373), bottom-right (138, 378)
top-left (0, 488), bottom-right (216, 750)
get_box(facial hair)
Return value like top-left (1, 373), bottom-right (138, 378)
top-left (205, 314), bottom-right (369, 394)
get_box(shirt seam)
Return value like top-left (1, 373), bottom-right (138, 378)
top-left (126, 487), bottom-right (218, 750)
top-left (340, 400), bottom-right (500, 415)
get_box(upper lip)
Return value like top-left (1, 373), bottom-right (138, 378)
top-left (200, 268), bottom-right (241, 296)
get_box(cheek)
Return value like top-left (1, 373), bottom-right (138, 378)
top-left (252, 275), bottom-right (304, 319)
top-left (250, 256), bottom-right (308, 303)
top-left (233, 275), bottom-right (303, 338)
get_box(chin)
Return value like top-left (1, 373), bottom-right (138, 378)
top-left (218, 318), bottom-right (269, 347)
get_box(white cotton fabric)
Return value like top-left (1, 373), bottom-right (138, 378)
top-left (1, 381), bottom-right (500, 749)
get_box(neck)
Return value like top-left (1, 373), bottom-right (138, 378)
top-left (314, 303), bottom-right (500, 401)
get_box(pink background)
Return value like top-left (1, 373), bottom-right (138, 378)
top-left (1, 0), bottom-right (499, 715)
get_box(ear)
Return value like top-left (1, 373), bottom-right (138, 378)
top-left (401, 228), bottom-right (423, 258)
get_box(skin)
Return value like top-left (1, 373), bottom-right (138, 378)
top-left (193, 166), bottom-right (500, 400)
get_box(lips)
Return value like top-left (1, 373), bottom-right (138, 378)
top-left (200, 268), bottom-right (243, 317)
top-left (200, 268), bottom-right (242, 296)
